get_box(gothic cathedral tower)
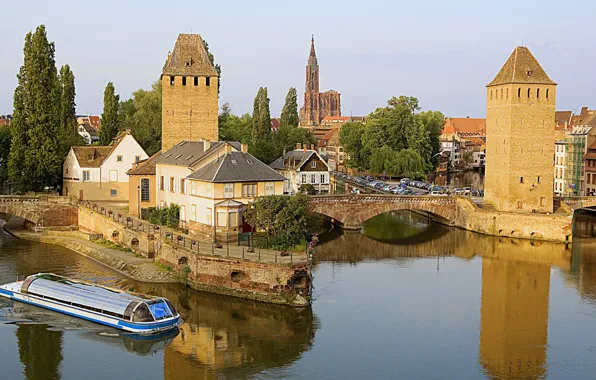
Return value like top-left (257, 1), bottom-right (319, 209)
top-left (484, 46), bottom-right (556, 213)
top-left (161, 34), bottom-right (219, 152)
top-left (299, 37), bottom-right (341, 126)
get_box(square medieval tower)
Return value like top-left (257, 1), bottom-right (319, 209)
top-left (161, 34), bottom-right (219, 152)
top-left (485, 46), bottom-right (556, 213)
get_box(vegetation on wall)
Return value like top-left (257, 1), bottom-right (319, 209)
top-left (143, 204), bottom-right (180, 228)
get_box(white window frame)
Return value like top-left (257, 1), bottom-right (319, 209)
top-left (191, 204), bottom-right (196, 222)
top-left (82, 171), bottom-right (90, 182)
top-left (117, 155), bottom-right (123, 163)
top-left (265, 182), bottom-right (275, 195)
top-left (109, 170), bottom-right (118, 182)
top-left (311, 161), bottom-right (316, 169)
top-left (206, 207), bottom-right (212, 226)
top-left (310, 174), bottom-right (316, 184)
top-left (302, 174), bottom-right (307, 184)
top-left (206, 183), bottom-right (213, 198)
top-left (140, 178), bottom-right (150, 202)
top-left (224, 183), bottom-right (234, 198)
top-left (110, 189), bottom-right (117, 197)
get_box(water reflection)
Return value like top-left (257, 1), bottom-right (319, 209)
top-left (17, 324), bottom-right (63, 380)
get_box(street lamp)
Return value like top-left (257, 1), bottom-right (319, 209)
top-left (137, 185), bottom-right (141, 218)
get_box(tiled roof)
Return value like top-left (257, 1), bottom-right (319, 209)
top-left (72, 146), bottom-right (113, 168)
top-left (270, 149), bottom-right (317, 171)
top-left (443, 117), bottom-right (486, 135)
top-left (155, 141), bottom-right (241, 167)
top-left (488, 46), bottom-right (556, 87)
top-left (127, 151), bottom-right (162, 176)
top-left (162, 34), bottom-right (218, 77)
top-left (187, 151), bottom-right (285, 183)
top-left (555, 110), bottom-right (572, 126)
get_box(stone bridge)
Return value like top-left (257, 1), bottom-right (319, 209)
top-left (556, 196), bottom-right (596, 211)
top-left (0, 195), bottom-right (78, 228)
top-left (309, 194), bottom-right (458, 230)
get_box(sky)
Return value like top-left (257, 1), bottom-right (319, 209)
top-left (1, 0), bottom-right (595, 119)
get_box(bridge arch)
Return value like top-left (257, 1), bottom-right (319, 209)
top-left (308, 194), bottom-right (458, 230)
top-left (0, 204), bottom-right (41, 225)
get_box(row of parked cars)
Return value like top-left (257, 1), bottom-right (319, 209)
top-left (333, 172), bottom-right (484, 197)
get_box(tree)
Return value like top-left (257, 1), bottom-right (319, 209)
top-left (202, 39), bottom-right (221, 95)
top-left (370, 145), bottom-right (398, 178)
top-left (9, 25), bottom-right (63, 192)
top-left (419, 110), bottom-right (445, 168)
top-left (57, 64), bottom-right (84, 156)
top-left (252, 87), bottom-right (271, 145)
top-left (298, 183), bottom-right (316, 195)
top-left (395, 149), bottom-right (426, 179)
top-left (99, 82), bottom-right (120, 145)
top-left (280, 87), bottom-right (299, 128)
top-left (243, 194), bottom-right (310, 249)
top-left (273, 125), bottom-right (317, 155)
top-left (120, 80), bottom-right (162, 155)
top-left (339, 122), bottom-right (366, 169)
top-left (0, 126), bottom-right (11, 188)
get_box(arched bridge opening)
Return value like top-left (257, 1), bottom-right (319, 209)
top-left (308, 194), bottom-right (458, 230)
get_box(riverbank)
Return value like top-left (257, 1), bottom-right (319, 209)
top-left (6, 228), bottom-right (179, 284)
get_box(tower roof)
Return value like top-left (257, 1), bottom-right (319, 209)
top-left (308, 35), bottom-right (318, 66)
top-left (487, 46), bottom-right (556, 87)
top-left (162, 34), bottom-right (218, 77)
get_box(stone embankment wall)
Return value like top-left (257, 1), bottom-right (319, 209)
top-left (454, 197), bottom-right (573, 243)
top-left (78, 206), bottom-right (312, 306)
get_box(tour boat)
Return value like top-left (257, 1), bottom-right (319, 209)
top-left (0, 273), bottom-right (181, 334)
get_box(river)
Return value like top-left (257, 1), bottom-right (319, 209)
top-left (1, 211), bottom-right (596, 379)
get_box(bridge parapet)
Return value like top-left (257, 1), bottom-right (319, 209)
top-left (0, 195), bottom-right (77, 227)
top-left (556, 196), bottom-right (596, 210)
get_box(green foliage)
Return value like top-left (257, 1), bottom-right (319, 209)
top-left (298, 183), bottom-right (316, 195)
top-left (120, 80), bottom-right (162, 155)
top-left (202, 39), bottom-right (221, 95)
top-left (219, 104), bottom-right (252, 143)
top-left (339, 122), bottom-right (366, 169)
top-left (273, 125), bottom-right (317, 155)
top-left (57, 64), bottom-right (84, 156)
top-left (99, 82), bottom-right (120, 145)
top-left (280, 87), bottom-right (299, 128)
top-left (9, 25), bottom-right (63, 193)
top-left (243, 194), bottom-right (310, 250)
top-left (252, 87), bottom-right (271, 145)
top-left (144, 204), bottom-right (180, 228)
top-left (94, 239), bottom-right (133, 253)
top-left (340, 96), bottom-right (443, 174)
top-left (0, 126), bottom-right (10, 187)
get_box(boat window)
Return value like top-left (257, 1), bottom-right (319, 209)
top-left (164, 299), bottom-right (177, 316)
top-left (147, 300), bottom-right (173, 320)
top-left (132, 303), bottom-right (154, 322)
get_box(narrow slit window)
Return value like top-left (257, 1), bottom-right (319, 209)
top-left (206, 77), bottom-right (211, 86)
top-left (194, 77), bottom-right (198, 86)
top-left (520, 177), bottom-right (524, 184)
top-left (537, 88), bottom-right (540, 98)
top-left (182, 77), bottom-right (186, 86)
top-left (527, 88), bottom-right (531, 98)
top-left (546, 89), bottom-right (549, 99)
top-left (518, 88), bottom-right (521, 98)
top-left (170, 76), bottom-right (175, 86)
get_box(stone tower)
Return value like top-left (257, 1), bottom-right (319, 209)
top-left (484, 46), bottom-right (556, 213)
top-left (161, 34), bottom-right (219, 152)
top-left (299, 37), bottom-right (341, 126)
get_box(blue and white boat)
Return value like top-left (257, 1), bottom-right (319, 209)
top-left (0, 273), bottom-right (181, 334)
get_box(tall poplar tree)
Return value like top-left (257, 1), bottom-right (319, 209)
top-left (9, 25), bottom-right (62, 192)
top-left (251, 87), bottom-right (271, 145)
top-left (280, 87), bottom-right (299, 128)
top-left (99, 82), bottom-right (120, 145)
top-left (57, 64), bottom-right (83, 156)
top-left (202, 39), bottom-right (221, 95)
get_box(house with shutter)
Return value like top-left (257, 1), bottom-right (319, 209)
top-left (269, 144), bottom-right (330, 195)
top-left (62, 131), bottom-right (148, 201)
top-left (154, 140), bottom-right (285, 240)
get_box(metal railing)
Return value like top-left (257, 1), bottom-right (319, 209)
top-left (80, 202), bottom-right (309, 265)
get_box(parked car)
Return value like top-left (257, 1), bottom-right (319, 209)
top-left (430, 191), bottom-right (448, 196)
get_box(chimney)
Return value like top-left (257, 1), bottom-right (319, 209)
top-left (283, 148), bottom-right (286, 156)
top-left (204, 140), bottom-right (211, 150)
top-left (296, 143), bottom-right (301, 150)
top-left (241, 143), bottom-right (248, 153)
top-left (310, 144), bottom-right (315, 150)
top-left (303, 144), bottom-right (307, 152)
top-left (225, 143), bottom-right (233, 154)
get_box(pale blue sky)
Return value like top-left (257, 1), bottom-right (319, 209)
top-left (1, 0), bottom-right (594, 118)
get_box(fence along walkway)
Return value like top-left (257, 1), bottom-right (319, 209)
top-left (81, 202), bottom-right (309, 265)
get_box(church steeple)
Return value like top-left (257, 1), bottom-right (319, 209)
top-left (308, 35), bottom-right (318, 67)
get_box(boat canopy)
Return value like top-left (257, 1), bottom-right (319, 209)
top-left (20, 274), bottom-right (176, 322)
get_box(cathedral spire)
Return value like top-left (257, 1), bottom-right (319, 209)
top-left (310, 35), bottom-right (316, 57)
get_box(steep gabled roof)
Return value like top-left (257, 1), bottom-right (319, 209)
top-left (72, 147), bottom-right (113, 168)
top-left (488, 46), bottom-right (556, 87)
top-left (187, 152), bottom-right (285, 183)
top-left (162, 34), bottom-right (218, 77)
top-left (155, 141), bottom-right (242, 167)
top-left (127, 151), bottom-right (162, 176)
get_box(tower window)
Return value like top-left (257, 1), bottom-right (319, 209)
top-left (520, 177), bottom-right (524, 184)
top-left (527, 88), bottom-right (531, 98)
top-left (506, 88), bottom-right (509, 99)
top-left (500, 89), bottom-right (503, 99)
top-left (206, 77), bottom-right (211, 86)
top-left (490, 90), bottom-right (493, 100)
top-left (170, 76), bottom-right (175, 86)
top-left (537, 176), bottom-right (541, 183)
top-left (194, 77), bottom-right (198, 86)
top-left (537, 88), bottom-right (540, 98)
top-left (546, 89), bottom-right (549, 99)
top-left (518, 88), bottom-right (521, 98)
top-left (182, 77), bottom-right (186, 86)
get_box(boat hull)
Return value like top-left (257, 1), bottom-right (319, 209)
top-left (0, 287), bottom-right (181, 334)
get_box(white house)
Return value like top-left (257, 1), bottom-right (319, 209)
top-left (63, 131), bottom-right (148, 201)
top-left (77, 124), bottom-right (99, 145)
top-left (269, 146), bottom-right (330, 195)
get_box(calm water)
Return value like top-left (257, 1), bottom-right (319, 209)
top-left (1, 212), bottom-right (596, 379)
